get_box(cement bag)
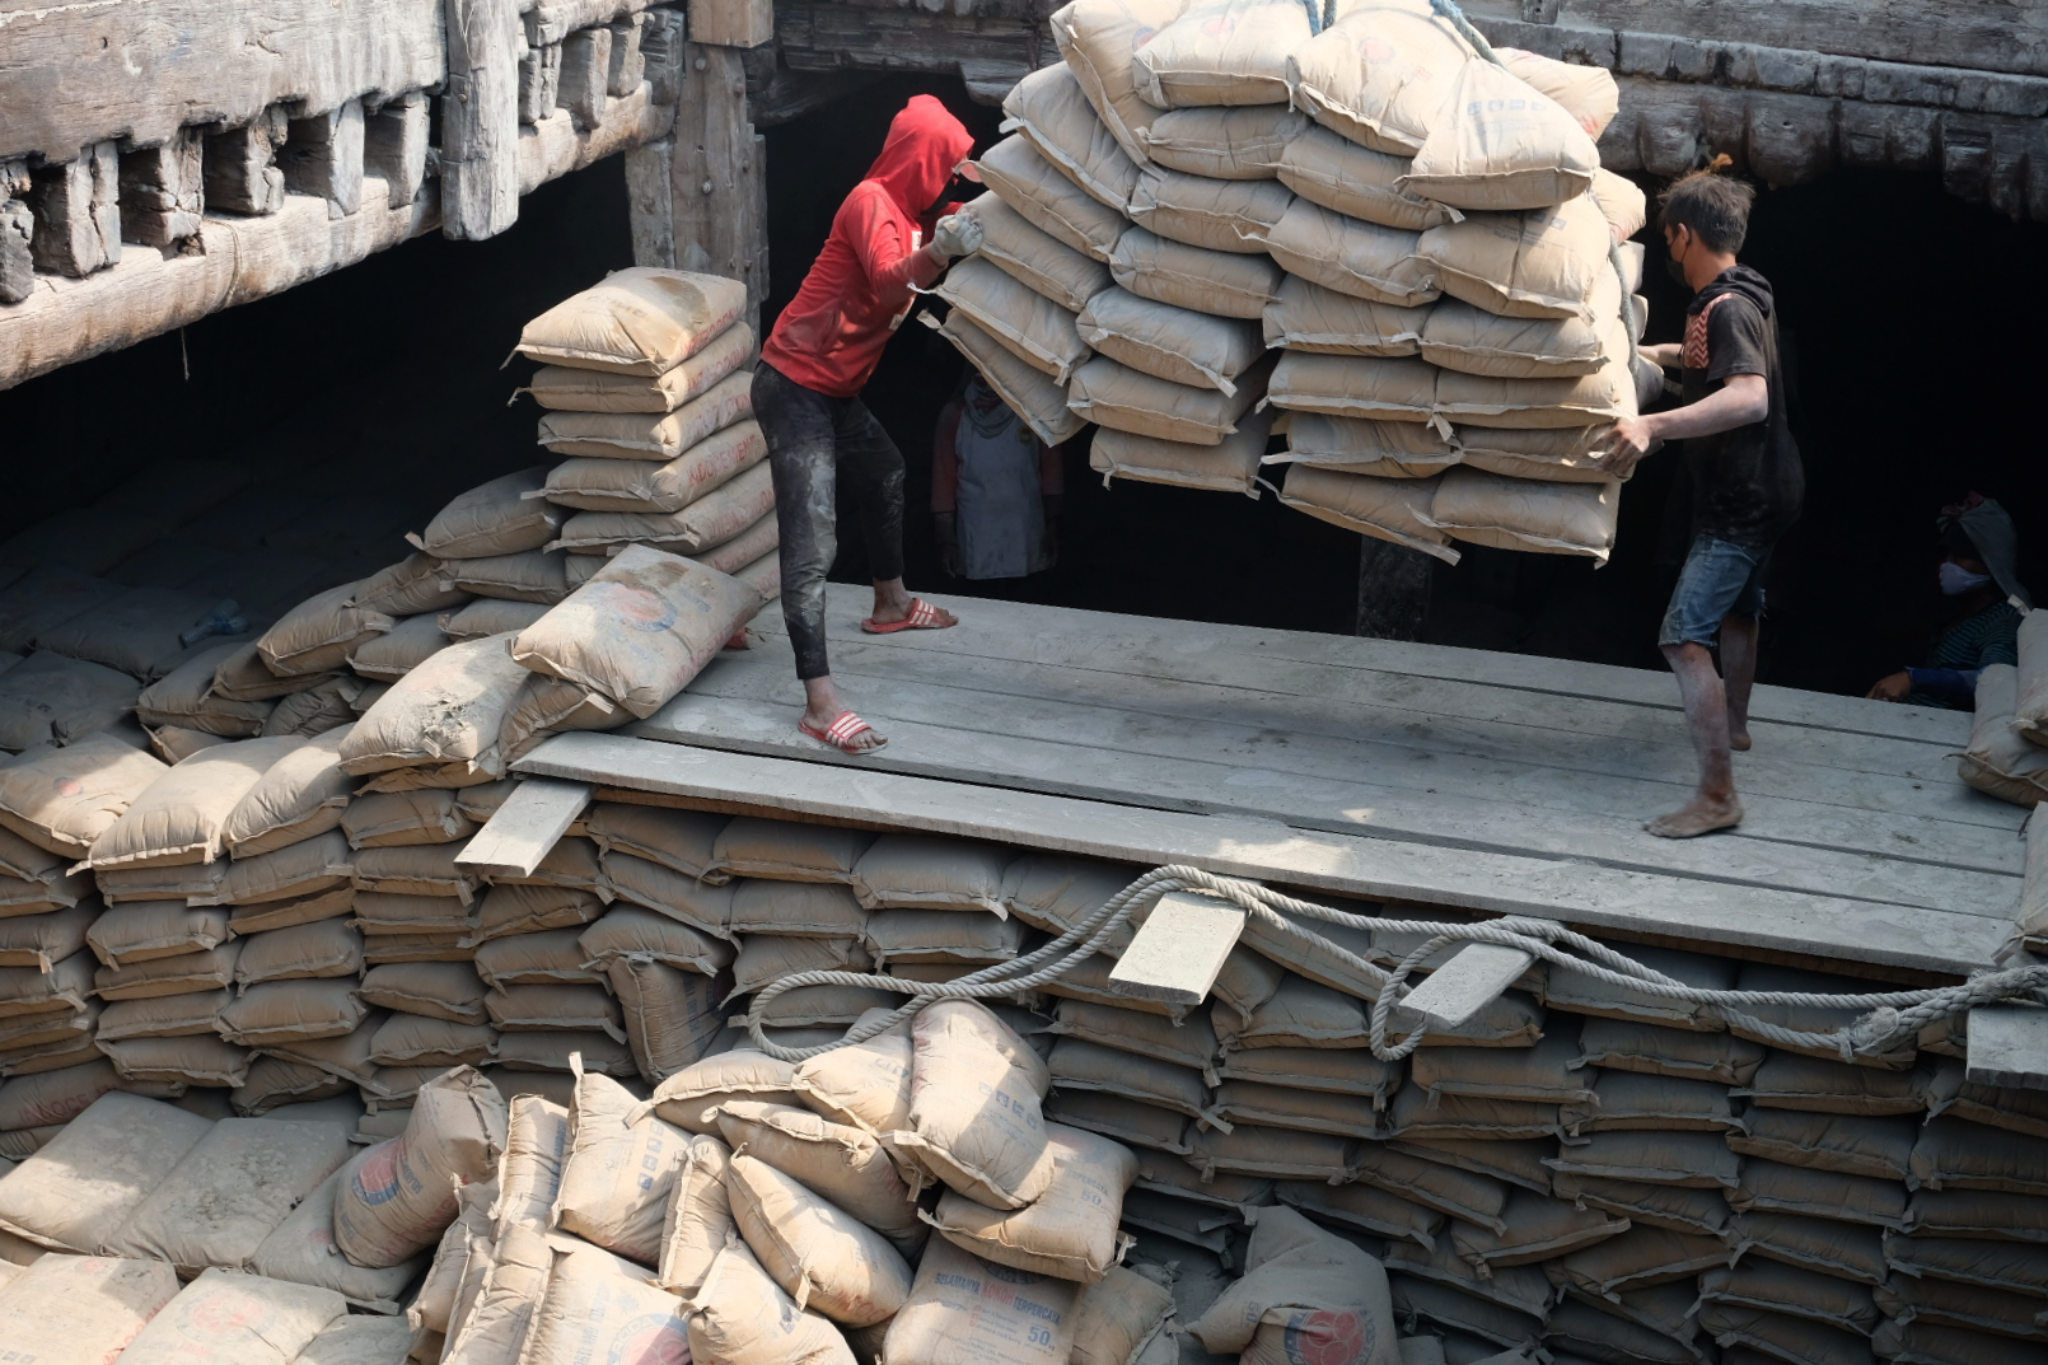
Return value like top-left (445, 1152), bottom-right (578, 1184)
top-left (538, 369), bottom-right (754, 460)
top-left (511, 545), bottom-right (754, 718)
top-left (1067, 354), bottom-right (1273, 447)
top-left (518, 1242), bottom-right (693, 1362)
top-left (1263, 277), bottom-right (1429, 356)
top-left (685, 1235), bottom-right (857, 1365)
top-left (1257, 200), bottom-right (1439, 307)
top-left (1139, 106), bottom-right (1306, 180)
top-left (524, 323), bottom-right (756, 414)
top-left (1189, 1206), bottom-right (1400, 1365)
top-left (726, 1151), bottom-right (912, 1322)
top-left (1049, 0), bottom-right (1190, 164)
top-left (101, 1035), bottom-right (252, 1088)
top-left (930, 1123), bottom-right (1136, 1282)
top-left (443, 550), bottom-right (570, 605)
top-left (516, 267), bottom-right (748, 376)
top-left (1456, 424), bottom-right (1609, 484)
top-left (1421, 296), bottom-right (1617, 379)
top-left (349, 552), bottom-right (471, 618)
top-left (0, 900), bottom-right (95, 972)
top-left (646, 1050), bottom-right (801, 1133)
top-left (1400, 59), bottom-right (1600, 211)
top-left (440, 600), bottom-right (545, 642)
top-left (262, 676), bottom-right (365, 738)
top-left (346, 615), bottom-right (449, 681)
top-left (297, 1316), bottom-right (414, 1365)
top-left (1287, 7), bottom-right (1470, 155)
top-left (0, 652), bottom-right (139, 751)
top-left (1092, 407), bottom-right (1275, 496)
top-left (340, 635), bottom-right (529, 783)
top-left (1435, 344), bottom-right (1634, 428)
top-left (135, 642), bottom-right (272, 737)
top-left (550, 462), bottom-right (776, 556)
top-left (0, 1091), bottom-right (211, 1251)
top-left (1418, 197), bottom-right (1614, 319)
top-left (498, 675), bottom-right (617, 762)
top-left (1962, 665), bottom-right (2048, 806)
top-left (1268, 352), bottom-right (1438, 422)
top-left (1590, 167), bottom-right (1647, 241)
top-left (977, 135), bottom-right (1128, 263)
top-left (656, 1132), bottom-right (734, 1296)
top-left (712, 1099), bottom-right (921, 1237)
top-left (898, 1000), bottom-right (1054, 1209)
top-left (1128, 167), bottom-right (1291, 254)
top-left (537, 421), bottom-right (766, 514)
top-left (36, 585), bottom-right (233, 682)
top-left (554, 1061), bottom-right (693, 1263)
top-left (1073, 1267), bottom-right (1174, 1365)
top-left (334, 1066), bottom-right (508, 1268)
top-left (0, 1254), bottom-right (180, 1363)
top-left (218, 979), bottom-right (366, 1045)
top-left (2010, 609), bottom-right (2048, 744)
top-left (1133, 0), bottom-right (1314, 108)
top-left (1110, 226), bottom-right (1281, 319)
top-left (1077, 288), bottom-right (1265, 394)
top-left (609, 959), bottom-right (725, 1080)
top-left (927, 312), bottom-right (1087, 448)
top-left (1276, 123), bottom-right (1449, 231)
top-left (249, 1168), bottom-right (423, 1312)
top-left (406, 467), bottom-right (560, 561)
top-left (219, 728), bottom-right (364, 859)
top-left (0, 1059), bottom-right (119, 1130)
top-left (1003, 63), bottom-right (1142, 209)
top-left (258, 584), bottom-right (396, 678)
top-left (695, 511), bottom-right (780, 578)
top-left (580, 906), bottom-right (734, 975)
top-left (968, 193), bottom-right (1113, 313)
top-left (792, 1012), bottom-right (914, 1132)
top-left (850, 835), bottom-right (1012, 913)
top-left (884, 1234), bottom-right (1079, 1365)
top-left (1279, 465), bottom-right (1457, 563)
top-left (87, 736), bottom-right (300, 870)
top-left (1497, 48), bottom-right (1619, 140)
top-left (935, 257), bottom-right (1092, 383)
top-left (93, 941), bottom-right (235, 1000)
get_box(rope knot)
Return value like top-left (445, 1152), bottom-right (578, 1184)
top-left (1844, 1006), bottom-right (1904, 1060)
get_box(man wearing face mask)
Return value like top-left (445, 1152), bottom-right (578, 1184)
top-left (754, 94), bottom-right (984, 754)
top-left (1868, 495), bottom-right (2029, 707)
top-left (1594, 161), bottom-right (1803, 840)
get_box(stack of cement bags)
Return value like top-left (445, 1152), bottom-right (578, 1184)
top-left (1960, 616), bottom-right (2048, 807)
top-left (942, 0), bottom-right (1648, 565)
top-left (514, 268), bottom-right (781, 602)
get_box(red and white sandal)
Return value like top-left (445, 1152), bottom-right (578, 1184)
top-left (861, 597), bottom-right (955, 634)
top-left (799, 710), bottom-right (886, 754)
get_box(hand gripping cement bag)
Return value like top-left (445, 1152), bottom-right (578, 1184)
top-left (334, 1066), bottom-right (509, 1269)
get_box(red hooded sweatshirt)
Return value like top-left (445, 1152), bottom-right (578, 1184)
top-left (760, 95), bottom-right (975, 399)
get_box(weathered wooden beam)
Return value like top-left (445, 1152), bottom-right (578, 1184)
top-left (561, 27), bottom-right (616, 132)
top-left (609, 14), bottom-right (649, 96)
top-left (117, 132), bottom-right (204, 249)
top-left (1107, 890), bottom-right (1246, 1008)
top-left (0, 174), bottom-right (31, 305)
top-left (28, 144), bottom-right (120, 279)
top-left (526, 0), bottom-right (669, 47)
top-left (1396, 943), bottom-right (1536, 1031)
top-left (204, 111), bottom-right (290, 217)
top-left (443, 0), bottom-right (524, 240)
top-left (519, 82), bottom-right (675, 194)
top-left (625, 139), bottom-right (676, 268)
top-left (520, 44), bottom-right (565, 125)
top-left (690, 0), bottom-right (776, 50)
top-left (282, 99), bottom-right (367, 219)
top-left (365, 92), bottom-right (432, 209)
top-left (642, 8), bottom-right (688, 104)
top-left (667, 44), bottom-right (769, 327)
top-left (1966, 1004), bottom-right (2048, 1092)
top-left (456, 777), bottom-right (593, 878)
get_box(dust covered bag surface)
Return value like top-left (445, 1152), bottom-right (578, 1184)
top-left (1133, 0), bottom-right (1316, 109)
top-left (929, 1122), bottom-right (1138, 1282)
top-left (1067, 354), bottom-right (1272, 447)
top-left (0, 1254), bottom-right (181, 1364)
top-left (536, 368), bottom-right (755, 460)
top-left (521, 1243), bottom-right (695, 1362)
top-left (1003, 62), bottom-right (1143, 209)
top-left (538, 420), bottom-right (767, 514)
top-left (1091, 409), bottom-right (1275, 496)
top-left (1050, 0), bottom-right (1191, 164)
top-left (967, 192), bottom-right (1114, 313)
top-left (897, 1000), bottom-right (1055, 1210)
top-left (552, 1060), bottom-right (693, 1264)
top-left (723, 1151), bottom-right (914, 1324)
top-left (1189, 1205), bottom-right (1401, 1365)
top-left (1400, 59), bottom-right (1601, 212)
top-left (684, 1235), bottom-right (856, 1365)
top-left (935, 256), bottom-right (1093, 384)
top-left (517, 268), bottom-right (749, 376)
top-left (1109, 227), bottom-right (1281, 320)
top-left (0, 734), bottom-right (169, 858)
top-left (340, 635), bottom-right (532, 784)
top-left (976, 135), bottom-right (1130, 263)
top-left (333, 1066), bottom-right (508, 1268)
top-left (883, 1234), bottom-right (1081, 1365)
top-left (0, 1091), bottom-right (212, 1251)
top-left (117, 1268), bottom-right (347, 1365)
top-left (1286, 7), bottom-right (1470, 155)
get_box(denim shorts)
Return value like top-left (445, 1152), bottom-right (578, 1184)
top-left (1659, 536), bottom-right (1769, 647)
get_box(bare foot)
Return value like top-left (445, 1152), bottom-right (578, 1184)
top-left (1646, 794), bottom-right (1743, 839)
top-left (1728, 724), bottom-right (1751, 753)
top-left (801, 704), bottom-right (887, 752)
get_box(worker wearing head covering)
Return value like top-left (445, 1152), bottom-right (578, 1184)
top-left (1867, 493), bottom-right (2030, 708)
top-left (753, 95), bottom-right (982, 754)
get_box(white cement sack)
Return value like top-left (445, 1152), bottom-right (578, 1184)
top-left (1049, 0), bottom-right (1191, 164)
top-left (1077, 287), bottom-right (1265, 394)
top-left (1128, 166), bottom-right (1290, 254)
top-left (1428, 467), bottom-right (1620, 562)
top-left (553, 1061), bottom-right (693, 1264)
top-left (1421, 297), bottom-right (1616, 379)
top-left (1257, 199), bottom-right (1439, 306)
top-left (1435, 346), bottom-right (1634, 428)
top-left (1190, 1206), bottom-right (1400, 1365)
top-left (931, 1122), bottom-right (1136, 1282)
top-left (0, 732), bottom-right (169, 858)
top-left (685, 1235), bottom-right (857, 1365)
top-left (1287, 7), bottom-right (1470, 154)
top-left (334, 1066), bottom-right (508, 1268)
top-left (712, 1099), bottom-right (921, 1236)
top-left (1263, 277), bottom-right (1429, 356)
top-left (646, 1049), bottom-right (802, 1133)
top-left (657, 1132), bottom-right (733, 1296)
top-left (977, 135), bottom-right (1129, 263)
top-left (537, 368), bottom-right (754, 460)
top-left (968, 192), bottom-right (1113, 313)
top-left (222, 729), bottom-right (356, 857)
top-left (1418, 197), bottom-right (1616, 320)
top-left (1068, 354), bottom-right (1271, 446)
top-left (87, 736), bottom-right (300, 869)
top-left (1134, 0), bottom-right (1316, 108)
top-left (1279, 464), bottom-right (1457, 562)
top-left (936, 256), bottom-right (1092, 383)
top-left (1092, 408), bottom-right (1274, 495)
top-left (0, 1092), bottom-right (212, 1251)
top-left (516, 268), bottom-right (749, 376)
top-left (550, 461), bottom-right (775, 556)
top-left (1140, 105), bottom-right (1306, 179)
top-left (727, 1151), bottom-right (912, 1322)
top-left (0, 1254), bottom-right (181, 1363)
top-left (928, 312), bottom-right (1088, 448)
top-left (1497, 48), bottom-right (1619, 139)
top-left (520, 1242), bottom-right (695, 1362)
top-left (884, 1234), bottom-right (1079, 1365)
top-left (1004, 63), bottom-right (1142, 209)
top-left (340, 635), bottom-right (529, 783)
top-left (539, 419), bottom-right (765, 514)
top-left (524, 323), bottom-right (755, 414)
top-left (1109, 227), bottom-right (1281, 319)
top-left (1268, 352), bottom-right (1438, 423)
top-left (1276, 413), bottom-right (1459, 476)
top-left (1400, 59), bottom-right (1600, 211)
top-left (898, 1000), bottom-right (1054, 1209)
top-left (1276, 122), bottom-right (1450, 230)
top-left (258, 584), bottom-right (397, 677)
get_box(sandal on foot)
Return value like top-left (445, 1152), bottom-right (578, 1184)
top-left (861, 598), bottom-right (955, 634)
top-left (799, 711), bottom-right (886, 754)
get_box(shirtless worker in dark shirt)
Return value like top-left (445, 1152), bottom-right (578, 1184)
top-left (1596, 165), bottom-right (1804, 839)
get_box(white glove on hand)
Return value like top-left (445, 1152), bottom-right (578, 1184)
top-left (933, 213), bottom-right (983, 259)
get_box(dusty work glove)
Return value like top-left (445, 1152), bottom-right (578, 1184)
top-left (932, 212), bottom-right (983, 259)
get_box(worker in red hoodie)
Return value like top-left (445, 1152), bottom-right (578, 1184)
top-left (754, 94), bottom-right (982, 754)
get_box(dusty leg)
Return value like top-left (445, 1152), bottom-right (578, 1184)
top-left (1650, 641), bottom-right (1743, 837)
top-left (1720, 614), bottom-right (1759, 752)
top-left (840, 396), bottom-right (954, 629)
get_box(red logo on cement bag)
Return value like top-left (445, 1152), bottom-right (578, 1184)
top-left (352, 1142), bottom-right (405, 1207)
top-left (607, 1313), bottom-right (690, 1364)
top-left (1281, 1309), bottom-right (1371, 1365)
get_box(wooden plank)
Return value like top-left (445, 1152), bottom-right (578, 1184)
top-left (29, 145), bottom-right (120, 278)
top-left (520, 43), bottom-right (565, 124)
top-left (515, 734), bottom-right (2005, 975)
top-left (690, 0), bottom-right (777, 49)
top-left (282, 99), bottom-right (367, 218)
top-left (1108, 891), bottom-right (1245, 1007)
top-left (642, 8), bottom-right (688, 104)
top-left (670, 44), bottom-right (769, 329)
top-left (0, 0), bottom-right (445, 165)
top-left (626, 139), bottom-right (677, 267)
top-left (0, 188), bottom-right (30, 305)
top-left (1965, 1005), bottom-right (2048, 1091)
top-left (608, 14), bottom-right (650, 96)
top-left (526, 0), bottom-right (670, 46)
top-left (442, 0), bottom-right (524, 240)
top-left (560, 26), bottom-right (615, 131)
top-left (117, 132), bottom-right (205, 248)
top-left (518, 84), bottom-right (675, 194)
top-left (457, 776), bottom-right (594, 877)
top-left (364, 93), bottom-right (432, 209)
top-left (1398, 944), bottom-right (1535, 1030)
top-left (203, 112), bottom-right (291, 216)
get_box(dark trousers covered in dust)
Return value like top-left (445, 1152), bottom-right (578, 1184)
top-left (752, 362), bottom-right (907, 682)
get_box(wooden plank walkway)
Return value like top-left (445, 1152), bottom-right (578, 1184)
top-left (527, 587), bottom-right (2024, 977)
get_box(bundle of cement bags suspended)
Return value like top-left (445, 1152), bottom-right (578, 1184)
top-left (941, 0), bottom-right (1650, 566)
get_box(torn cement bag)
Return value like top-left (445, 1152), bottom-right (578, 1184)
top-left (537, 369), bottom-right (754, 461)
top-left (1275, 413), bottom-right (1459, 477)
top-left (930, 1122), bottom-right (1137, 1282)
top-left (553, 1060), bottom-right (693, 1264)
top-left (1276, 123), bottom-right (1450, 231)
top-left (0, 1092), bottom-right (212, 1252)
top-left (1418, 197), bottom-right (1617, 320)
top-left (885, 1234), bottom-right (1080, 1365)
top-left (511, 544), bottom-right (754, 718)
top-left (0, 733), bottom-right (168, 858)
top-left (1109, 227), bottom-right (1281, 320)
top-left (334, 1066), bottom-right (508, 1268)
top-left (1189, 1205), bottom-right (1401, 1365)
top-left (516, 268), bottom-right (749, 375)
top-left (1400, 59), bottom-right (1601, 212)
top-left (1139, 105), bottom-right (1306, 180)
top-left (976, 135), bottom-right (1128, 262)
top-left (87, 736), bottom-right (301, 870)
top-left (1091, 408), bottom-right (1274, 497)
top-left (658, 1132), bottom-right (734, 1296)
top-left (713, 1099), bottom-right (922, 1237)
top-left (1262, 277), bottom-right (1429, 357)
top-left (1279, 465), bottom-right (1457, 563)
top-left (1133, 0), bottom-right (1315, 108)
top-left (898, 1000), bottom-right (1055, 1209)
top-left (524, 323), bottom-right (756, 414)
top-left (537, 420), bottom-right (765, 516)
top-left (1286, 6), bottom-right (1470, 155)
top-left (1067, 354), bottom-right (1273, 447)
top-left (1077, 287), bottom-right (1264, 394)
top-left (934, 257), bottom-right (1092, 383)
top-left (726, 1151), bottom-right (913, 1323)
top-left (967, 193), bottom-right (1113, 313)
top-left (1256, 199), bottom-right (1440, 307)
top-left (340, 635), bottom-right (531, 785)
top-left (1049, 0), bottom-right (1190, 163)
top-left (1128, 166), bottom-right (1291, 254)
top-left (1003, 62), bottom-right (1142, 209)
top-left (0, 1254), bottom-right (181, 1364)
top-left (927, 312), bottom-right (1087, 448)
top-left (685, 1235), bottom-right (857, 1365)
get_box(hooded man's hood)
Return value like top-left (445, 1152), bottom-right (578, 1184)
top-left (1944, 494), bottom-right (2032, 609)
top-left (1690, 263), bottom-right (1775, 318)
top-left (863, 95), bottom-right (975, 217)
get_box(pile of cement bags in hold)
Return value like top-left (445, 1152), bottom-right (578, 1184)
top-left (938, 0), bottom-right (1651, 566)
top-left (1961, 614), bottom-right (2048, 808)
